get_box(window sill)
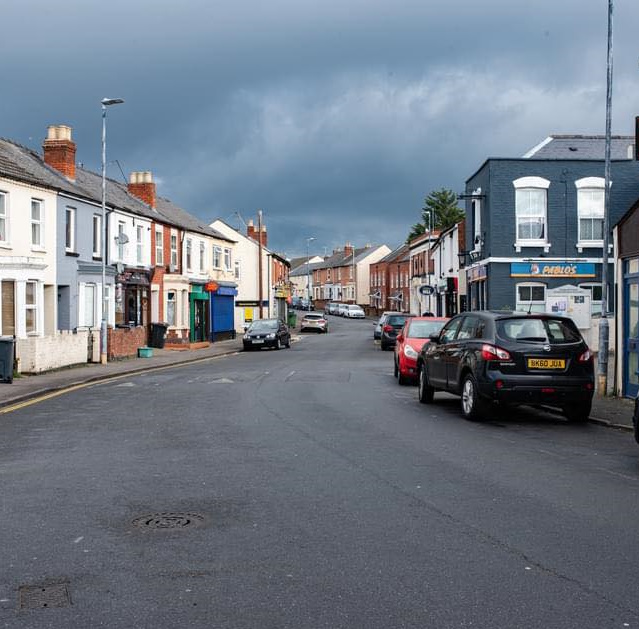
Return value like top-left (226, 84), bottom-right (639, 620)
top-left (0, 243), bottom-right (11, 250)
top-left (31, 246), bottom-right (46, 253)
top-left (575, 242), bottom-right (613, 253)
top-left (92, 256), bottom-right (102, 262)
top-left (65, 251), bottom-right (80, 257)
top-left (514, 242), bottom-right (551, 253)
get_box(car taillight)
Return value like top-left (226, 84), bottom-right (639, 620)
top-left (578, 349), bottom-right (592, 363)
top-left (481, 344), bottom-right (511, 361)
top-left (383, 325), bottom-right (393, 333)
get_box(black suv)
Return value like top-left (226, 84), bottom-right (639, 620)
top-left (380, 313), bottom-right (415, 350)
top-left (416, 311), bottom-right (595, 422)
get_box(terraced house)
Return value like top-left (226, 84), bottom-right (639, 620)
top-left (0, 125), bottom-right (240, 373)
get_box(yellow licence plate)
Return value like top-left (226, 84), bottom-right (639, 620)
top-left (527, 358), bottom-right (565, 369)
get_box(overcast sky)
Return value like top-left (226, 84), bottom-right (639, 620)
top-left (2, 0), bottom-right (639, 257)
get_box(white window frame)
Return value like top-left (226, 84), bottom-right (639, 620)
top-left (199, 241), bottom-right (206, 272)
top-left (65, 206), bottom-right (76, 252)
top-left (80, 282), bottom-right (97, 328)
top-left (234, 260), bottom-right (241, 281)
top-left (25, 280), bottom-right (38, 334)
top-left (136, 225), bottom-right (144, 264)
top-left (575, 177), bottom-right (605, 251)
top-left (213, 246), bottom-right (222, 269)
top-left (117, 222), bottom-right (126, 261)
top-left (513, 177), bottom-right (550, 253)
top-left (31, 199), bottom-right (44, 249)
top-left (224, 247), bottom-right (232, 271)
top-left (166, 290), bottom-right (177, 326)
top-left (92, 214), bottom-right (101, 258)
top-left (186, 238), bottom-right (193, 271)
top-left (170, 233), bottom-right (178, 268)
top-left (0, 191), bottom-right (7, 245)
top-left (155, 227), bottom-right (164, 266)
top-left (472, 195), bottom-right (481, 251)
top-left (515, 282), bottom-right (546, 313)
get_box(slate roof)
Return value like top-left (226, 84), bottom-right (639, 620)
top-left (312, 245), bottom-right (386, 270)
top-left (289, 260), bottom-right (324, 277)
top-left (0, 138), bottom-right (234, 241)
top-left (379, 243), bottom-right (410, 264)
top-left (523, 135), bottom-right (635, 160)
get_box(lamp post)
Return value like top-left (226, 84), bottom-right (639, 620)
top-left (100, 97), bottom-right (124, 365)
top-left (306, 237), bottom-right (315, 311)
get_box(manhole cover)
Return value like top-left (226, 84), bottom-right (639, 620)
top-left (18, 582), bottom-right (71, 609)
top-left (132, 512), bottom-right (205, 530)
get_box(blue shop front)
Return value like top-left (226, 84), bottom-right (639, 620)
top-left (207, 281), bottom-right (238, 341)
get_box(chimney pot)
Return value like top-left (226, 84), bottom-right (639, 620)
top-left (43, 125), bottom-right (76, 180)
top-left (128, 171), bottom-right (156, 208)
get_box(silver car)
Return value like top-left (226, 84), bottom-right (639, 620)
top-left (300, 313), bottom-right (329, 333)
top-left (374, 311), bottom-right (396, 340)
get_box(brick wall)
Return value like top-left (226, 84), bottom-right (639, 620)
top-left (107, 326), bottom-right (147, 360)
top-left (16, 329), bottom-right (91, 374)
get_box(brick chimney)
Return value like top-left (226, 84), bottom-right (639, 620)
top-left (128, 171), bottom-right (156, 209)
top-left (344, 242), bottom-right (354, 258)
top-left (246, 219), bottom-right (267, 247)
top-left (43, 125), bottom-right (76, 180)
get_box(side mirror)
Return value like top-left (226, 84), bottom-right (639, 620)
top-left (428, 332), bottom-right (440, 343)
top-left (397, 334), bottom-right (404, 343)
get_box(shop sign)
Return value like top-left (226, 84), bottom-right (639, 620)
top-left (467, 265), bottom-right (487, 282)
top-left (418, 285), bottom-right (434, 296)
top-left (510, 262), bottom-right (595, 278)
top-left (205, 281), bottom-right (219, 293)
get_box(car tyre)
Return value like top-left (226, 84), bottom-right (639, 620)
top-left (563, 401), bottom-right (591, 423)
top-left (418, 366), bottom-right (434, 403)
top-left (274, 338), bottom-right (281, 350)
top-left (398, 371), bottom-right (409, 386)
top-left (285, 336), bottom-right (291, 348)
top-left (460, 373), bottom-right (486, 421)
top-left (393, 359), bottom-right (399, 378)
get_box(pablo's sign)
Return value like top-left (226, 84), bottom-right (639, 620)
top-left (510, 262), bottom-right (595, 278)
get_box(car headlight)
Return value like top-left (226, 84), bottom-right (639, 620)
top-left (403, 345), bottom-right (418, 359)
top-left (266, 333), bottom-right (276, 339)
top-left (243, 334), bottom-right (250, 340)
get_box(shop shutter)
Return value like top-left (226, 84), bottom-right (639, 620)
top-left (211, 295), bottom-right (234, 333)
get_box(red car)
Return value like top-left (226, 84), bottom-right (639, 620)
top-left (394, 317), bottom-right (448, 385)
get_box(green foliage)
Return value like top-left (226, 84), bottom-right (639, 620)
top-left (406, 188), bottom-right (464, 243)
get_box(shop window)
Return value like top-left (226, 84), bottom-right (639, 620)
top-left (516, 283), bottom-right (546, 313)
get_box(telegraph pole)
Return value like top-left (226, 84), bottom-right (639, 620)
top-left (597, 0), bottom-right (613, 396)
top-left (258, 210), bottom-right (264, 319)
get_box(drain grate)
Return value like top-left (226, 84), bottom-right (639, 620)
top-left (132, 512), bottom-right (205, 530)
top-left (18, 582), bottom-right (71, 609)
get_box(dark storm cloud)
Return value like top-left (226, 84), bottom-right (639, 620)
top-left (2, 0), bottom-right (639, 255)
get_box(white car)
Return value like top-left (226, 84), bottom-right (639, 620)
top-left (336, 303), bottom-right (349, 316)
top-left (345, 305), bottom-right (365, 318)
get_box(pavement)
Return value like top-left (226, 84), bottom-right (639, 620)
top-left (0, 331), bottom-right (635, 433)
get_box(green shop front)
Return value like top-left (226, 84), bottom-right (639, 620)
top-left (207, 281), bottom-right (238, 341)
top-left (189, 284), bottom-right (209, 343)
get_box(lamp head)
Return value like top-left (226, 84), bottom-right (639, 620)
top-left (101, 98), bottom-right (125, 107)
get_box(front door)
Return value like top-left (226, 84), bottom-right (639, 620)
top-left (624, 263), bottom-right (639, 397)
top-left (192, 299), bottom-right (206, 342)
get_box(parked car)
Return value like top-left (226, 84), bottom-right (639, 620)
top-left (417, 311), bottom-right (595, 422)
top-left (394, 317), bottom-right (448, 384)
top-left (374, 311), bottom-right (395, 340)
top-left (633, 391), bottom-right (639, 444)
top-left (300, 313), bottom-right (329, 333)
top-left (336, 303), bottom-right (349, 317)
top-left (325, 302), bottom-right (339, 315)
top-left (380, 313), bottom-right (415, 350)
top-left (243, 318), bottom-right (291, 350)
top-left (344, 304), bottom-right (365, 319)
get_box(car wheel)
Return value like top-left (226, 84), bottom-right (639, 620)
top-left (398, 371), bottom-right (409, 386)
top-left (285, 336), bottom-right (291, 348)
top-left (460, 373), bottom-right (486, 421)
top-left (243, 344), bottom-right (251, 352)
top-left (393, 359), bottom-right (399, 378)
top-left (563, 401), bottom-right (591, 423)
top-left (275, 338), bottom-right (281, 350)
top-left (418, 366), bottom-right (434, 403)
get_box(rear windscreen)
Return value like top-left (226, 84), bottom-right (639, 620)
top-left (407, 320), bottom-right (446, 338)
top-left (496, 318), bottom-right (582, 344)
top-left (387, 316), bottom-right (408, 326)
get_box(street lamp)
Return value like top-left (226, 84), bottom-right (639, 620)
top-left (306, 237), bottom-right (315, 311)
top-left (100, 97), bottom-right (124, 365)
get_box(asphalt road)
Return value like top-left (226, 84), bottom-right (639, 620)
top-left (1, 315), bottom-right (639, 628)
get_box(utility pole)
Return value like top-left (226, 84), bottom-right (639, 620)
top-left (598, 0), bottom-right (613, 396)
top-left (352, 246), bottom-right (356, 304)
top-left (258, 210), bottom-right (264, 319)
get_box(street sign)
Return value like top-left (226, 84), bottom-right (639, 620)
top-left (418, 285), bottom-right (434, 296)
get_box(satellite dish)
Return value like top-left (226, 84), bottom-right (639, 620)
top-left (115, 233), bottom-right (129, 245)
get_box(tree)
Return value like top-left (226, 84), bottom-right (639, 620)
top-left (405, 188), bottom-right (464, 243)
top-left (405, 222), bottom-right (425, 243)
top-left (423, 188), bottom-right (464, 231)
